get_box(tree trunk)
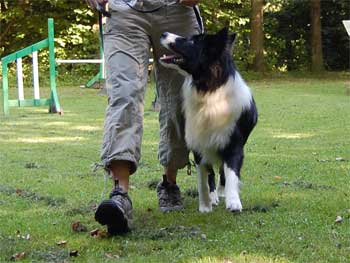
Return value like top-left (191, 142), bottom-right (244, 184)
top-left (250, 0), bottom-right (265, 72)
top-left (310, 0), bottom-right (324, 72)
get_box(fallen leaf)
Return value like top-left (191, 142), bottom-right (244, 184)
top-left (335, 215), bottom-right (343, 224)
top-left (274, 176), bottom-right (282, 180)
top-left (56, 240), bottom-right (67, 246)
top-left (19, 234), bottom-right (30, 240)
top-left (69, 250), bottom-right (79, 257)
top-left (90, 203), bottom-right (98, 211)
top-left (90, 228), bottom-right (100, 237)
top-left (317, 159), bottom-right (329, 163)
top-left (223, 258), bottom-right (233, 263)
top-left (105, 253), bottom-right (120, 259)
top-left (25, 162), bottom-right (40, 169)
top-left (71, 221), bottom-right (87, 232)
top-left (97, 229), bottom-right (108, 238)
top-left (90, 228), bottom-right (107, 238)
top-left (10, 252), bottom-right (26, 261)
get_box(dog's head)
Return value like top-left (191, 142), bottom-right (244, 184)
top-left (160, 28), bottom-right (236, 77)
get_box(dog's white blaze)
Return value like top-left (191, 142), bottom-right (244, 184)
top-left (223, 163), bottom-right (242, 212)
top-left (183, 73), bottom-right (252, 160)
top-left (160, 32), bottom-right (179, 48)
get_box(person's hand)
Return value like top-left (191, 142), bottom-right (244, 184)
top-left (179, 0), bottom-right (199, 7)
top-left (86, 0), bottom-right (108, 11)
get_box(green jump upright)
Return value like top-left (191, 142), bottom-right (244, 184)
top-left (48, 18), bottom-right (61, 113)
top-left (85, 27), bottom-right (105, 88)
top-left (1, 18), bottom-right (61, 116)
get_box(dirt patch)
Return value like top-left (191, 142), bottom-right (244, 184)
top-left (134, 225), bottom-right (207, 241)
top-left (0, 185), bottom-right (65, 206)
top-left (273, 180), bottom-right (334, 190)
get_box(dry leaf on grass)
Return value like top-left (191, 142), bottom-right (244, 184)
top-left (10, 252), bottom-right (26, 261)
top-left (56, 240), bottom-right (67, 246)
top-left (105, 253), bottom-right (120, 259)
top-left (335, 215), bottom-right (343, 224)
top-left (71, 221), bottom-right (87, 232)
top-left (69, 250), bottom-right (79, 257)
top-left (90, 228), bottom-right (108, 238)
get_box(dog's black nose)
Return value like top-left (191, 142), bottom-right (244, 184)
top-left (161, 32), bottom-right (168, 39)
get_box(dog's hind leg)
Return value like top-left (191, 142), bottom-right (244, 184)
top-left (194, 152), bottom-right (212, 213)
top-left (217, 164), bottom-right (225, 198)
top-left (207, 165), bottom-right (219, 206)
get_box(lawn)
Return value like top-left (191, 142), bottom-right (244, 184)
top-left (0, 74), bottom-right (349, 262)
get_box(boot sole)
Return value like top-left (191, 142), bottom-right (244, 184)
top-left (95, 199), bottom-right (130, 235)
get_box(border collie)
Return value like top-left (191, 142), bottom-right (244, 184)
top-left (159, 28), bottom-right (258, 213)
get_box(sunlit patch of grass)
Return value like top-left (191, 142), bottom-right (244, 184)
top-left (0, 136), bottom-right (86, 143)
top-left (272, 132), bottom-right (315, 139)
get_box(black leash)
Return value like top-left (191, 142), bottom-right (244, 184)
top-left (193, 5), bottom-right (204, 33)
top-left (96, 4), bottom-right (111, 51)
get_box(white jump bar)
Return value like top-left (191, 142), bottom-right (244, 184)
top-left (56, 59), bottom-right (104, 64)
top-left (56, 58), bottom-right (154, 64)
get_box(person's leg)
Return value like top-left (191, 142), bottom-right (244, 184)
top-left (151, 4), bottom-right (202, 211)
top-left (96, 5), bottom-right (152, 233)
top-left (164, 167), bottom-right (177, 184)
top-left (110, 160), bottom-right (131, 191)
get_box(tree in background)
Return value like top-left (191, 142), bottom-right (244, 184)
top-left (310, 0), bottom-right (324, 72)
top-left (249, 0), bottom-right (265, 72)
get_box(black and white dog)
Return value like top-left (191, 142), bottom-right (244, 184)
top-left (160, 28), bottom-right (258, 213)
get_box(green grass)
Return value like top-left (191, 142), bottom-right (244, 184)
top-left (0, 75), bottom-right (349, 262)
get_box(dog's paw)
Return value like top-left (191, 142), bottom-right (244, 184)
top-left (199, 203), bottom-right (212, 213)
top-left (209, 190), bottom-right (219, 206)
top-left (217, 185), bottom-right (225, 197)
top-left (226, 198), bottom-right (242, 212)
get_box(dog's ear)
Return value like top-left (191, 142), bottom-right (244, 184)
top-left (213, 28), bottom-right (236, 53)
top-left (227, 32), bottom-right (236, 51)
top-left (217, 27), bottom-right (229, 40)
top-left (205, 28), bottom-right (229, 59)
top-left (228, 33), bottom-right (236, 45)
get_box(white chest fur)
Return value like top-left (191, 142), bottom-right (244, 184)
top-left (182, 73), bottom-right (252, 160)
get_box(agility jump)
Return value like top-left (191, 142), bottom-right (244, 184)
top-left (1, 18), bottom-right (104, 116)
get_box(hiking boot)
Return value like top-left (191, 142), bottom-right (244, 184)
top-left (95, 187), bottom-right (132, 235)
top-left (156, 174), bottom-right (183, 212)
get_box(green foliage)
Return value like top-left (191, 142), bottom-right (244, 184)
top-left (0, 0), bottom-right (99, 76)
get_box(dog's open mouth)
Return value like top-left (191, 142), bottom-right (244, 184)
top-left (160, 54), bottom-right (184, 65)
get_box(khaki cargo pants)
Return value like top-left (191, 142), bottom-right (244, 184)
top-left (101, 0), bottom-right (201, 174)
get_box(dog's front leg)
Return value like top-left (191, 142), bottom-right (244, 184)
top-left (223, 162), bottom-right (242, 212)
top-left (193, 152), bottom-right (212, 212)
top-left (197, 164), bottom-right (212, 212)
